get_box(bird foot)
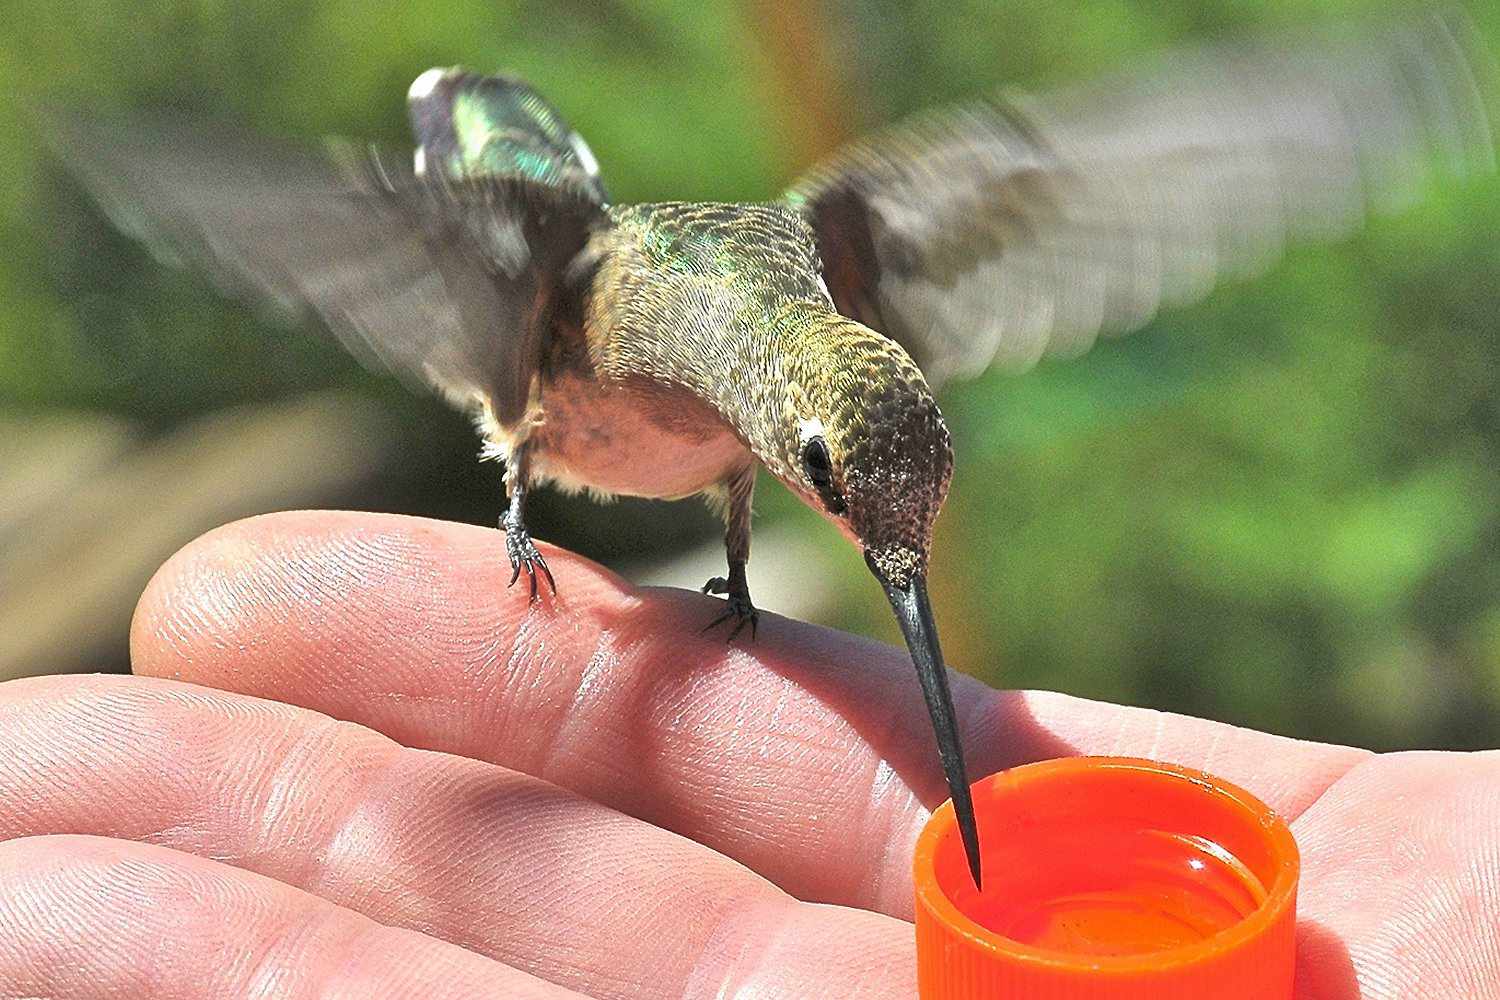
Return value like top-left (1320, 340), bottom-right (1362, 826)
top-left (701, 575), bottom-right (758, 641)
top-left (503, 522), bottom-right (555, 601)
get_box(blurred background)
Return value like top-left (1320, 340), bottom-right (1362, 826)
top-left (2, 0), bottom-right (1497, 752)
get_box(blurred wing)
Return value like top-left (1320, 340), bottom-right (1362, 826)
top-left (41, 110), bottom-right (607, 424)
top-left (789, 10), bottom-right (1496, 387)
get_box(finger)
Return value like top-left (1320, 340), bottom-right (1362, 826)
top-left (1291, 751), bottom-right (1500, 1000)
top-left (0, 674), bottom-right (915, 1000)
top-left (0, 835), bottom-right (585, 1000)
top-left (132, 510), bottom-right (1368, 915)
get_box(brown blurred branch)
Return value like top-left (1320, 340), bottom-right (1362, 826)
top-left (743, 0), bottom-right (855, 170)
top-left (0, 393), bottom-right (395, 681)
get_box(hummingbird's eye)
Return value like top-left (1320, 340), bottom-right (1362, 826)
top-left (801, 436), bottom-right (846, 514)
top-left (802, 437), bottom-right (832, 484)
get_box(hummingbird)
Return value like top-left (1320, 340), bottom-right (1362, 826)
top-left (41, 9), bottom-right (1494, 890)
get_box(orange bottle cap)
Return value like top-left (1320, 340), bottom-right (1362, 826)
top-left (913, 757), bottom-right (1299, 999)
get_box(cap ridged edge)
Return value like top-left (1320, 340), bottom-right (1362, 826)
top-left (916, 901), bottom-right (1296, 999)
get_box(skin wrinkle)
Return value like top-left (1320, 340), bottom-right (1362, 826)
top-left (717, 673), bottom-right (843, 776)
top-left (682, 894), bottom-right (795, 999)
top-left (738, 903), bottom-right (916, 999)
top-left (761, 628), bottom-right (941, 895)
top-left (504, 611), bottom-right (578, 783)
top-left (0, 837), bottom-right (585, 1000)
top-left (1, 678), bottom-right (401, 919)
top-left (216, 696), bottom-right (377, 869)
top-left (0, 849), bottom-right (62, 995)
top-left (1239, 730), bottom-right (1370, 822)
top-left (279, 731), bottom-right (408, 903)
top-left (294, 916), bottom-right (406, 1000)
top-left (160, 854), bottom-right (299, 993)
top-left (556, 633), bottom-right (630, 765)
top-left (1292, 751), bottom-right (1500, 999)
top-left (255, 905), bottom-right (366, 1000)
top-left (385, 760), bottom-right (583, 934)
top-left (543, 616), bottom-right (667, 803)
top-left (863, 757), bottom-right (924, 917)
top-left (249, 717), bottom-right (344, 868)
top-left (665, 657), bottom-right (869, 854)
top-left (140, 529), bottom-right (264, 662)
top-left (0, 702), bottom-right (72, 833)
top-left (451, 568), bottom-right (627, 775)
top-left (1143, 707), bottom-right (1167, 761)
top-left (1017, 687), bottom-right (1373, 822)
top-left (329, 757), bottom-right (552, 930)
top-left (540, 626), bottom-right (621, 797)
top-left (1200, 722), bottom-right (1227, 778)
top-left (282, 522), bottom-right (441, 677)
top-left (231, 884), bottom-right (321, 1000)
top-left (817, 732), bottom-right (890, 900)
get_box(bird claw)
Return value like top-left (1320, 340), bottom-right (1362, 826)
top-left (504, 524), bottom-right (556, 602)
top-left (701, 577), bottom-right (758, 642)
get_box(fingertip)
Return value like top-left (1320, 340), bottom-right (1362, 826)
top-left (128, 509), bottom-right (639, 704)
top-left (130, 512), bottom-right (272, 681)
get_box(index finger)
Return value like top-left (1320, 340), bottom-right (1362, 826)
top-left (132, 510), bottom-right (1368, 916)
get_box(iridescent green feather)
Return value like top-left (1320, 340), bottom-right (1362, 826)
top-left (407, 68), bottom-right (608, 203)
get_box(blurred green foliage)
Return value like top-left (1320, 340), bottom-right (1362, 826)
top-left (3, 0), bottom-right (1497, 750)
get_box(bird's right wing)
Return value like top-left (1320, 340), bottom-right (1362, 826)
top-left (789, 11), bottom-right (1496, 389)
top-left (42, 109), bottom-right (608, 425)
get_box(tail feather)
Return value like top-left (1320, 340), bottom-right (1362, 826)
top-left (407, 67), bottom-right (608, 203)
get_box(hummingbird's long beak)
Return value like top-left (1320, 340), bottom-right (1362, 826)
top-left (871, 562), bottom-right (983, 890)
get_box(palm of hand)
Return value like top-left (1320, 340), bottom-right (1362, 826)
top-left (0, 512), bottom-right (1494, 999)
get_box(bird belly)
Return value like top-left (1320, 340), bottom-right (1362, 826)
top-left (496, 374), bottom-right (750, 500)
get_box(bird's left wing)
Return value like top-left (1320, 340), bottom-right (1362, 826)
top-left (787, 10), bottom-right (1495, 389)
top-left (41, 109), bottom-right (607, 425)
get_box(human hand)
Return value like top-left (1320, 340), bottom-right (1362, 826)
top-left (0, 512), bottom-right (1494, 998)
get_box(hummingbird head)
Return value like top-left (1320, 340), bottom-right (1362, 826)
top-left (769, 310), bottom-right (983, 887)
top-left (771, 311), bottom-right (952, 579)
